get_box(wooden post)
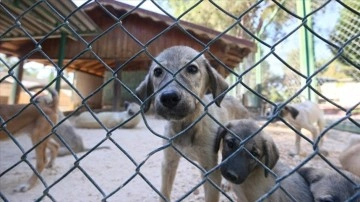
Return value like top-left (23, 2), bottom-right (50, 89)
top-left (113, 61), bottom-right (122, 111)
top-left (56, 32), bottom-right (67, 92)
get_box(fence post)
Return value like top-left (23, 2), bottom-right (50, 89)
top-left (296, 0), bottom-right (317, 102)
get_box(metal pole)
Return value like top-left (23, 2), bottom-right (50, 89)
top-left (297, 0), bottom-right (316, 102)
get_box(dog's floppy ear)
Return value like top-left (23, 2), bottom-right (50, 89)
top-left (287, 106), bottom-right (299, 119)
top-left (135, 74), bottom-right (153, 112)
top-left (205, 61), bottom-right (228, 107)
top-left (263, 134), bottom-right (279, 177)
top-left (214, 123), bottom-right (232, 153)
top-left (283, 105), bottom-right (299, 119)
top-left (298, 167), bottom-right (323, 184)
top-left (124, 101), bottom-right (130, 110)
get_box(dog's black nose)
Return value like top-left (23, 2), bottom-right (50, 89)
top-left (223, 170), bottom-right (239, 183)
top-left (160, 90), bottom-right (181, 108)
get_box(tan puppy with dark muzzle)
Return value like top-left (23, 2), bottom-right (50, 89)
top-left (267, 101), bottom-right (326, 156)
top-left (0, 86), bottom-right (59, 192)
top-left (135, 46), bottom-right (250, 201)
top-left (214, 119), bottom-right (313, 202)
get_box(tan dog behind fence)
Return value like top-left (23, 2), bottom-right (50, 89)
top-left (0, 86), bottom-right (59, 192)
top-left (135, 46), bottom-right (251, 201)
top-left (214, 119), bottom-right (313, 201)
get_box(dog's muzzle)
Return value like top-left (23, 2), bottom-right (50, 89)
top-left (156, 89), bottom-right (192, 120)
top-left (266, 111), bottom-right (280, 123)
top-left (127, 110), bottom-right (135, 116)
top-left (160, 90), bottom-right (181, 109)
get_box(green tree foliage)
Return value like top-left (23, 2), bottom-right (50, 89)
top-left (260, 66), bottom-right (285, 102)
top-left (168, 0), bottom-right (291, 40)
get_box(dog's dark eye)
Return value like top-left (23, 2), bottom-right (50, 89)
top-left (153, 67), bottom-right (163, 77)
top-left (186, 65), bottom-right (198, 74)
top-left (226, 139), bottom-right (236, 149)
top-left (251, 148), bottom-right (260, 158)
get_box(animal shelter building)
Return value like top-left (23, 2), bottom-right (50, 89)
top-left (0, 0), bottom-right (254, 111)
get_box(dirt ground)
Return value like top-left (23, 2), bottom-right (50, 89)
top-left (0, 115), bottom-right (357, 201)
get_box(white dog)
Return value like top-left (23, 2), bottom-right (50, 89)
top-left (267, 100), bottom-right (326, 156)
top-left (74, 101), bottom-right (141, 129)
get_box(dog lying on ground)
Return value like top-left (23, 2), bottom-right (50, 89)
top-left (214, 119), bottom-right (313, 202)
top-left (74, 101), bottom-right (141, 129)
top-left (53, 111), bottom-right (85, 156)
top-left (298, 166), bottom-right (360, 202)
top-left (339, 135), bottom-right (360, 177)
top-left (53, 112), bottom-right (109, 156)
top-left (135, 46), bottom-right (251, 201)
top-left (267, 100), bottom-right (327, 156)
top-left (34, 93), bottom-right (110, 156)
top-left (0, 86), bottom-right (59, 192)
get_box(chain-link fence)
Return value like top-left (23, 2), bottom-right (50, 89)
top-left (1, 0), bottom-right (359, 201)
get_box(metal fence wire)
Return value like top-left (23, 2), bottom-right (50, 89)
top-left (0, 0), bottom-right (360, 201)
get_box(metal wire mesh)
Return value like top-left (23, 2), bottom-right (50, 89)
top-left (0, 0), bottom-right (359, 201)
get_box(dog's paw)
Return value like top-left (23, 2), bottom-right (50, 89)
top-left (221, 181), bottom-right (232, 192)
top-left (289, 151), bottom-right (306, 157)
top-left (13, 184), bottom-right (30, 192)
top-left (46, 161), bottom-right (55, 169)
top-left (193, 188), bottom-right (200, 195)
top-left (288, 151), bottom-right (298, 157)
top-left (319, 149), bottom-right (329, 156)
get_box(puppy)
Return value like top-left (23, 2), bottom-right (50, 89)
top-left (0, 86), bottom-right (59, 192)
top-left (214, 119), bottom-right (313, 202)
top-left (267, 100), bottom-right (326, 156)
top-left (299, 167), bottom-right (360, 202)
top-left (74, 101), bottom-right (141, 129)
top-left (339, 135), bottom-right (360, 177)
top-left (135, 46), bottom-right (250, 201)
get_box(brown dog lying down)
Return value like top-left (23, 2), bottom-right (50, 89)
top-left (215, 119), bottom-right (313, 202)
top-left (74, 101), bottom-right (141, 129)
top-left (298, 167), bottom-right (360, 202)
top-left (0, 86), bottom-right (59, 192)
top-left (339, 135), bottom-right (360, 177)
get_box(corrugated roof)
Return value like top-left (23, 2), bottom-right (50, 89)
top-left (84, 0), bottom-right (255, 50)
top-left (0, 0), bottom-right (100, 41)
top-left (0, 0), bottom-right (254, 78)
